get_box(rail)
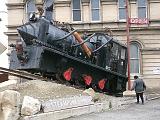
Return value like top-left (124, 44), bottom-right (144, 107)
top-left (0, 67), bottom-right (46, 80)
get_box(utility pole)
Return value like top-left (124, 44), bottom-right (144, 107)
top-left (125, 0), bottom-right (131, 90)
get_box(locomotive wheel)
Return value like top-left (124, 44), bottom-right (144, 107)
top-left (91, 83), bottom-right (99, 92)
top-left (98, 79), bottom-right (107, 92)
top-left (55, 73), bottom-right (64, 83)
top-left (82, 74), bottom-right (92, 89)
top-left (63, 67), bottom-right (74, 81)
top-left (73, 76), bottom-right (85, 89)
top-left (55, 73), bottom-right (71, 87)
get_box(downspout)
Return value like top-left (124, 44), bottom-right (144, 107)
top-left (125, 0), bottom-right (131, 90)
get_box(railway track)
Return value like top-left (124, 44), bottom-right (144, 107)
top-left (0, 67), bottom-right (47, 80)
top-left (0, 67), bottom-right (80, 86)
top-left (0, 66), bottom-right (84, 91)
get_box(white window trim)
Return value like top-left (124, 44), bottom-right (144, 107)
top-left (130, 43), bottom-right (141, 75)
top-left (71, 0), bottom-right (82, 23)
top-left (118, 0), bottom-right (126, 22)
top-left (90, 0), bottom-right (101, 22)
top-left (137, 0), bottom-right (148, 19)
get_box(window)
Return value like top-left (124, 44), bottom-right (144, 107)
top-left (91, 0), bottom-right (100, 21)
top-left (72, 0), bottom-right (81, 21)
top-left (130, 43), bottom-right (140, 74)
top-left (137, 0), bottom-right (147, 18)
top-left (118, 0), bottom-right (126, 20)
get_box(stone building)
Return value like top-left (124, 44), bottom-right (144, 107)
top-left (6, 0), bottom-right (160, 88)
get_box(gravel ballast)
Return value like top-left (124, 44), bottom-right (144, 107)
top-left (9, 79), bottom-right (135, 110)
top-left (13, 80), bottom-right (85, 102)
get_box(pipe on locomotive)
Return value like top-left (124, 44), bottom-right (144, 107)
top-left (45, 27), bottom-right (92, 58)
top-left (72, 33), bottom-right (95, 47)
top-left (17, 15), bottom-right (92, 58)
top-left (54, 29), bottom-right (77, 41)
top-left (73, 32), bottom-right (92, 58)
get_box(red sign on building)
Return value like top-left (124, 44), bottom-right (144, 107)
top-left (129, 18), bottom-right (149, 25)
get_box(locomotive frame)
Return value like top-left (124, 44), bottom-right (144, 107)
top-left (9, 16), bottom-right (128, 97)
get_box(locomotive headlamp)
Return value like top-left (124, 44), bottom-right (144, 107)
top-left (17, 41), bottom-right (23, 45)
top-left (29, 12), bottom-right (37, 22)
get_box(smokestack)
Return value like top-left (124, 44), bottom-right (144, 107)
top-left (43, 0), bottom-right (54, 21)
top-left (26, 0), bottom-right (36, 20)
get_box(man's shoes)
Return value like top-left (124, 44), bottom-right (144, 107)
top-left (136, 102), bottom-right (139, 104)
top-left (142, 102), bottom-right (144, 105)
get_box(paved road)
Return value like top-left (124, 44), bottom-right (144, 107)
top-left (66, 99), bottom-right (160, 120)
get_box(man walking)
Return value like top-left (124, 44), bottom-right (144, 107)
top-left (131, 75), bottom-right (146, 104)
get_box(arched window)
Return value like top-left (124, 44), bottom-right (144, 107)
top-left (130, 42), bottom-right (141, 74)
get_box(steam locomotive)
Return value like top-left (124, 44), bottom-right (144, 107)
top-left (9, 14), bottom-right (128, 96)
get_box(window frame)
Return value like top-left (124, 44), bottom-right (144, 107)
top-left (130, 42), bottom-right (141, 75)
top-left (90, 0), bottom-right (101, 22)
top-left (72, 0), bottom-right (82, 22)
top-left (118, 0), bottom-right (126, 21)
top-left (137, 0), bottom-right (147, 19)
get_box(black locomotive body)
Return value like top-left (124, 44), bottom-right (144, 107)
top-left (9, 16), bottom-right (128, 96)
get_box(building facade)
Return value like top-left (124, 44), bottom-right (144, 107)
top-left (6, 0), bottom-right (160, 88)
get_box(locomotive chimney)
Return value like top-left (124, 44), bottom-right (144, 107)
top-left (43, 0), bottom-right (54, 21)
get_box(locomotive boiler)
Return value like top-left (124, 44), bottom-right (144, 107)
top-left (9, 14), bottom-right (128, 96)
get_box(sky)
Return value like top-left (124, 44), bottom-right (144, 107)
top-left (0, 0), bottom-right (8, 68)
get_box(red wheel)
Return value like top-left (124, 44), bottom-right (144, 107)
top-left (82, 74), bottom-right (92, 86)
top-left (98, 79), bottom-right (107, 90)
top-left (63, 67), bottom-right (74, 81)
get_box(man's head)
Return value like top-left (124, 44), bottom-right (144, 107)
top-left (134, 75), bottom-right (138, 79)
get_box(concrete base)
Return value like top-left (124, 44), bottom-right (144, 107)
top-left (22, 103), bottom-right (103, 120)
top-left (123, 91), bottom-right (136, 97)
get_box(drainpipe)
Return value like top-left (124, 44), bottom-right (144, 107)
top-left (125, 0), bottom-right (131, 90)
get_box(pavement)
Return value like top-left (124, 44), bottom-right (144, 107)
top-left (65, 98), bottom-right (160, 120)
top-left (145, 88), bottom-right (160, 101)
top-left (124, 88), bottom-right (160, 101)
top-left (1, 79), bottom-right (160, 120)
top-left (64, 88), bottom-right (160, 120)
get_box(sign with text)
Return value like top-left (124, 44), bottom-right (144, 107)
top-left (129, 18), bottom-right (149, 25)
top-left (153, 67), bottom-right (160, 75)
